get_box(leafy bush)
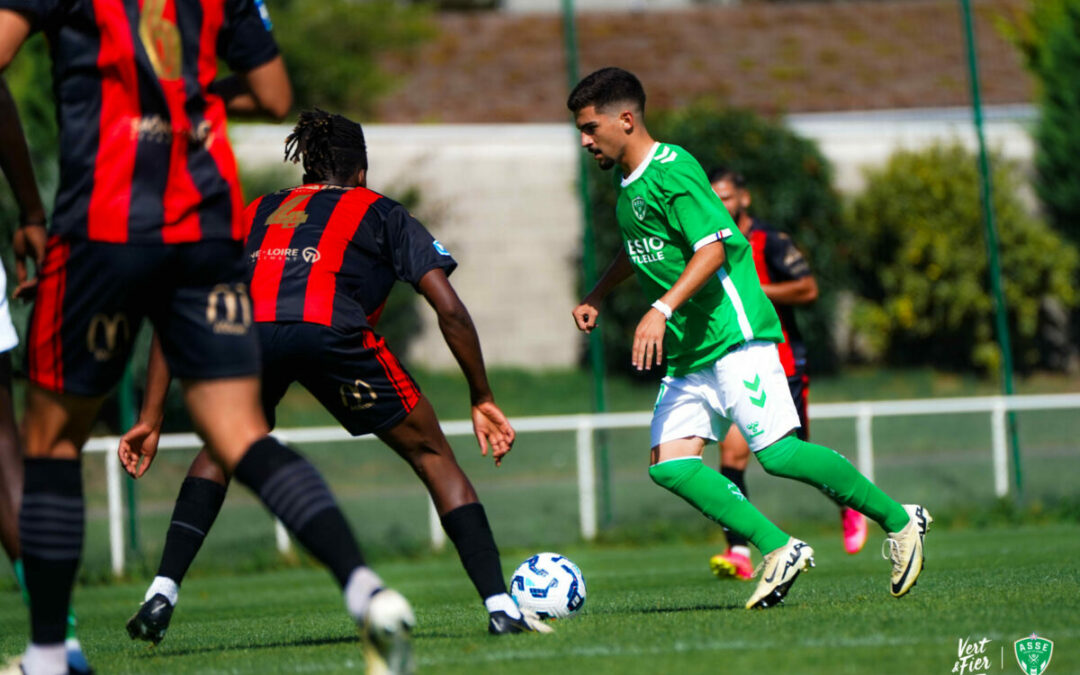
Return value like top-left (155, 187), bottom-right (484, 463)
top-left (1002, 0), bottom-right (1080, 247)
top-left (583, 102), bottom-right (843, 378)
top-left (269, 0), bottom-right (435, 117)
top-left (842, 142), bottom-right (1078, 372)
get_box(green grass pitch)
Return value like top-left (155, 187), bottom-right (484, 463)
top-left (2, 523), bottom-right (1077, 674)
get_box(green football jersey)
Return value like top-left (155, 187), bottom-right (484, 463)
top-left (616, 142), bottom-right (783, 376)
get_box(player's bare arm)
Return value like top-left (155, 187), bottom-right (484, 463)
top-left (632, 240), bottom-right (726, 371)
top-left (0, 76), bottom-right (46, 297)
top-left (118, 334), bottom-right (172, 479)
top-left (573, 248), bottom-right (635, 333)
top-left (761, 275), bottom-right (818, 306)
top-left (417, 267), bottom-right (516, 465)
top-left (209, 55), bottom-right (292, 120)
top-left (0, 9), bottom-right (29, 70)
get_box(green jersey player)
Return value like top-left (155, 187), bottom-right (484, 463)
top-left (568, 67), bottom-right (931, 608)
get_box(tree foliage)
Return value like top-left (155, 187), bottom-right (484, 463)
top-left (1001, 0), bottom-right (1080, 246)
top-left (842, 142), bottom-right (1078, 372)
top-left (269, 0), bottom-right (435, 117)
top-left (584, 102), bottom-right (843, 378)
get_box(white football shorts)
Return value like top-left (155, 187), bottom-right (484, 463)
top-left (650, 340), bottom-right (800, 452)
top-left (0, 258), bottom-right (17, 353)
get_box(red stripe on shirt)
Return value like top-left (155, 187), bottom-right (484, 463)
top-left (29, 237), bottom-right (70, 392)
top-left (749, 229), bottom-right (795, 376)
top-left (241, 195), bottom-right (265, 243)
top-left (302, 189), bottom-right (381, 326)
top-left (88, 0), bottom-right (141, 242)
top-left (195, 0), bottom-right (244, 239)
top-left (158, 0), bottom-right (202, 243)
top-left (249, 190), bottom-right (311, 322)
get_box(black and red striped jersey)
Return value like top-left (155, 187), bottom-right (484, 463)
top-left (746, 218), bottom-right (812, 376)
top-left (244, 184), bottom-right (458, 331)
top-left (0, 0), bottom-right (278, 244)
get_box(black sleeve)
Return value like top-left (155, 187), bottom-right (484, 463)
top-left (380, 205), bottom-right (458, 287)
top-left (0, 0), bottom-right (63, 32)
top-left (764, 230), bottom-right (813, 281)
top-left (218, 0), bottom-right (279, 73)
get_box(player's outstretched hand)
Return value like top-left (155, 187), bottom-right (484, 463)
top-left (472, 401), bottom-right (516, 467)
top-left (572, 297), bottom-right (601, 333)
top-left (632, 308), bottom-right (667, 371)
top-left (118, 420), bottom-right (162, 479)
top-left (12, 223), bottom-right (46, 299)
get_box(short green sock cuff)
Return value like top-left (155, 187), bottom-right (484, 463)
top-left (13, 558), bottom-right (28, 604)
top-left (647, 457), bottom-right (704, 490)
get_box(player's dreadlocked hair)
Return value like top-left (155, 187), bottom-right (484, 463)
top-left (284, 109), bottom-right (368, 184)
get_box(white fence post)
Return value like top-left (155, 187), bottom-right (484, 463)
top-left (428, 496), bottom-right (446, 550)
top-left (576, 418), bottom-right (597, 541)
top-left (856, 404), bottom-right (874, 483)
top-left (81, 393), bottom-right (1080, 564)
top-left (991, 398), bottom-right (1009, 497)
top-left (105, 445), bottom-right (125, 577)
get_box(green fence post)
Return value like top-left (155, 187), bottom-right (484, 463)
top-left (562, 0), bottom-right (613, 527)
top-left (958, 0), bottom-right (1023, 497)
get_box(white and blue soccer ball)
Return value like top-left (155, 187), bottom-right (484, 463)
top-left (510, 552), bottom-right (586, 619)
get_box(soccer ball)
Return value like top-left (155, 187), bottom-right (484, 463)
top-left (509, 552), bottom-right (586, 619)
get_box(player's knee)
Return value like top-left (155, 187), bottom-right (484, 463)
top-left (756, 434), bottom-right (801, 477)
top-left (648, 458), bottom-right (701, 492)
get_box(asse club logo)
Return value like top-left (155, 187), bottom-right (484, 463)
top-left (1014, 634), bottom-right (1053, 675)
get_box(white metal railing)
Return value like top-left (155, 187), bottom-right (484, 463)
top-left (82, 392), bottom-right (1080, 576)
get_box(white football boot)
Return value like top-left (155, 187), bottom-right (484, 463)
top-left (361, 588), bottom-right (416, 675)
top-left (883, 504), bottom-right (932, 598)
top-left (744, 538), bottom-right (815, 609)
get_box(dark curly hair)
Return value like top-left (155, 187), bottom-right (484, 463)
top-left (284, 108), bottom-right (367, 184)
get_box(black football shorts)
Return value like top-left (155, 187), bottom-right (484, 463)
top-left (27, 236), bottom-right (260, 396)
top-left (257, 322), bottom-right (420, 436)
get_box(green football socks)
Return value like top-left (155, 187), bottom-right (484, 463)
top-left (649, 457), bottom-right (790, 554)
top-left (756, 435), bottom-right (910, 533)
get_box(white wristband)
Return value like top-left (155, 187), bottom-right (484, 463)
top-left (651, 300), bottom-right (673, 319)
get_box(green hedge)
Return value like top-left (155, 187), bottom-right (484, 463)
top-left (842, 141), bottom-right (1078, 372)
top-left (1002, 0), bottom-right (1080, 247)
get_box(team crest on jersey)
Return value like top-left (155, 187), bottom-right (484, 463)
top-left (631, 196), bottom-right (648, 221)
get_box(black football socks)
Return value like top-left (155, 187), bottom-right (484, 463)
top-left (157, 476), bottom-right (227, 585)
top-left (441, 503), bottom-right (506, 600)
top-left (720, 466), bottom-right (750, 549)
top-left (232, 436), bottom-right (364, 587)
top-left (20, 458), bottom-right (83, 645)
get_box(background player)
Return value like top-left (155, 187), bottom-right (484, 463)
top-left (119, 110), bottom-right (550, 643)
top-left (0, 5), bottom-right (414, 675)
top-left (568, 66), bottom-right (930, 610)
top-left (706, 168), bottom-right (867, 582)
top-left (0, 78), bottom-right (91, 674)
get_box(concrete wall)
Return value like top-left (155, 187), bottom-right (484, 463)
top-left (229, 105), bottom-right (1035, 371)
